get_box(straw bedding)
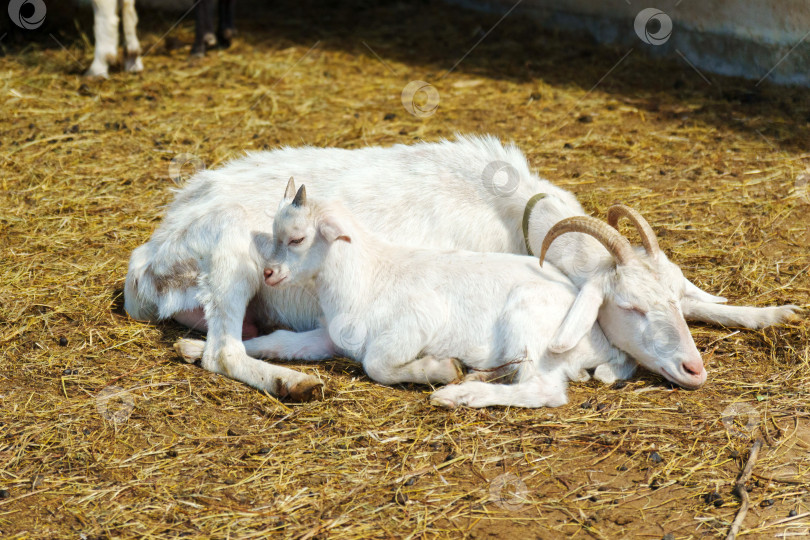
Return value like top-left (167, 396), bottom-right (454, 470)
top-left (1, 1), bottom-right (808, 537)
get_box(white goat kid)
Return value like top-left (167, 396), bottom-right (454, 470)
top-left (260, 181), bottom-right (705, 408)
top-left (87, 0), bottom-right (143, 78)
top-left (128, 136), bottom-right (799, 398)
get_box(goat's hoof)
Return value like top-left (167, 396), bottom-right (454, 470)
top-left (431, 384), bottom-right (480, 408)
top-left (287, 378), bottom-right (324, 402)
top-left (429, 395), bottom-right (458, 409)
top-left (174, 338), bottom-right (205, 363)
top-left (217, 28), bottom-right (235, 49)
top-left (781, 305), bottom-right (803, 323)
top-left (124, 56), bottom-right (143, 73)
top-left (190, 36), bottom-right (215, 57)
top-left (84, 68), bottom-right (109, 79)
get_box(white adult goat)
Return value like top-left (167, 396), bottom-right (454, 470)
top-left (126, 136), bottom-right (800, 399)
top-left (249, 181), bottom-right (706, 408)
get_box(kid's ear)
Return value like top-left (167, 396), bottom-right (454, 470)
top-left (283, 177), bottom-right (296, 200)
top-left (318, 216), bottom-right (351, 244)
top-left (549, 279), bottom-right (605, 353)
top-left (291, 185), bottom-right (307, 207)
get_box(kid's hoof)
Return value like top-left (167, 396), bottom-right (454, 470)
top-left (287, 378), bottom-right (324, 402)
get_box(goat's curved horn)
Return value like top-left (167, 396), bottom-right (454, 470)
top-left (539, 216), bottom-right (635, 267)
top-left (607, 204), bottom-right (660, 258)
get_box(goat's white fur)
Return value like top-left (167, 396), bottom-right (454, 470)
top-left (129, 135), bottom-right (801, 397)
top-left (87, 0), bottom-right (143, 78)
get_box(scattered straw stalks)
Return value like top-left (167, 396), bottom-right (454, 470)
top-left (1, 0), bottom-right (809, 538)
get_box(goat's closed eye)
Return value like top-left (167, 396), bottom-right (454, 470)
top-left (289, 237), bottom-right (305, 246)
top-left (621, 305), bottom-right (647, 316)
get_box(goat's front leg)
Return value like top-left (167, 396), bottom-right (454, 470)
top-left (681, 299), bottom-right (801, 329)
top-left (87, 0), bottom-right (119, 77)
top-left (217, 0), bottom-right (237, 48)
top-left (430, 371), bottom-right (569, 409)
top-left (192, 0), bottom-right (218, 56)
top-left (198, 253), bottom-right (322, 401)
top-left (593, 354), bottom-right (637, 384)
top-left (120, 0), bottom-right (143, 72)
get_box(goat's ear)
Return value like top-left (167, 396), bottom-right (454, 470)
top-left (683, 277), bottom-right (727, 304)
top-left (549, 280), bottom-right (605, 353)
top-left (318, 215), bottom-right (351, 244)
top-left (291, 185), bottom-right (307, 207)
top-left (283, 177), bottom-right (296, 200)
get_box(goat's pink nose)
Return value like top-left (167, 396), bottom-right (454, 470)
top-left (680, 358), bottom-right (707, 389)
top-left (264, 268), bottom-right (273, 280)
top-left (682, 358), bottom-right (704, 377)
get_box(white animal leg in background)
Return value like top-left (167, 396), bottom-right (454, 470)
top-left (198, 242), bottom-right (322, 400)
top-left (680, 299), bottom-right (801, 330)
top-left (87, 0), bottom-right (119, 77)
top-left (120, 0), bottom-right (143, 73)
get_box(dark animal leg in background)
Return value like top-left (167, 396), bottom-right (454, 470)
top-left (217, 0), bottom-right (237, 49)
top-left (192, 0), bottom-right (217, 56)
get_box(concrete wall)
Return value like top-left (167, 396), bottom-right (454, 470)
top-left (451, 0), bottom-right (810, 86)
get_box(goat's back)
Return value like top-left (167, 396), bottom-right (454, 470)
top-left (125, 135), bottom-right (580, 321)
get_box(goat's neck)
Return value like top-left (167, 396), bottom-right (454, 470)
top-left (314, 236), bottom-right (382, 316)
top-left (526, 199), bottom-right (614, 286)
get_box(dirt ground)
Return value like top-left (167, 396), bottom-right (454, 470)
top-left (1, 1), bottom-right (809, 538)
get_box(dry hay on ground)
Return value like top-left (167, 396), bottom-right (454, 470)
top-left (1, 1), bottom-right (809, 538)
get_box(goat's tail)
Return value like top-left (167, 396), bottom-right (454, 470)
top-left (124, 244), bottom-right (160, 322)
top-left (124, 243), bottom-right (204, 322)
